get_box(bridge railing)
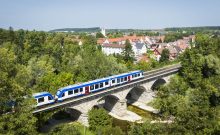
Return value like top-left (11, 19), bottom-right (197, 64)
top-left (143, 63), bottom-right (181, 75)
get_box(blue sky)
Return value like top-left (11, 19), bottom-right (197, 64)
top-left (0, 0), bottom-right (220, 31)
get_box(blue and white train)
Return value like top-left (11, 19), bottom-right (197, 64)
top-left (33, 92), bottom-right (55, 107)
top-left (33, 70), bottom-right (144, 107)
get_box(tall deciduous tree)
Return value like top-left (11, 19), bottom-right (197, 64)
top-left (159, 48), bottom-right (170, 63)
top-left (122, 39), bottom-right (134, 62)
top-left (0, 47), bottom-right (37, 134)
top-left (88, 108), bottom-right (112, 132)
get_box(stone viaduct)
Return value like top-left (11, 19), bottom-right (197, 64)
top-left (33, 64), bottom-right (181, 126)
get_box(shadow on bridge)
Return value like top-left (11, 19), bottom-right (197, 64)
top-left (65, 108), bottom-right (82, 121)
top-left (126, 86), bottom-right (146, 104)
top-left (151, 78), bottom-right (166, 91)
top-left (102, 95), bottom-right (120, 112)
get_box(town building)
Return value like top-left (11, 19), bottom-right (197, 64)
top-left (102, 43), bottom-right (125, 55)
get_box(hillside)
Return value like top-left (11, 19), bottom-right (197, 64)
top-left (49, 27), bottom-right (101, 33)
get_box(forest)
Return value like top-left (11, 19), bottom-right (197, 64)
top-left (0, 27), bottom-right (219, 134)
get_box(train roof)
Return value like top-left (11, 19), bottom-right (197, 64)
top-left (58, 77), bottom-right (110, 92)
top-left (33, 92), bottom-right (52, 98)
top-left (57, 70), bottom-right (143, 93)
top-left (108, 70), bottom-right (142, 78)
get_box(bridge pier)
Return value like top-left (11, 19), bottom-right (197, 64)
top-left (78, 113), bottom-right (89, 126)
top-left (113, 99), bottom-right (127, 117)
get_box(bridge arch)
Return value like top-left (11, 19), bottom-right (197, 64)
top-left (65, 108), bottom-right (82, 120)
top-left (126, 86), bottom-right (146, 103)
top-left (151, 78), bottom-right (166, 91)
top-left (102, 95), bottom-right (120, 112)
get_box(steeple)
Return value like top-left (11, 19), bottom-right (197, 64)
top-left (101, 27), bottom-right (106, 37)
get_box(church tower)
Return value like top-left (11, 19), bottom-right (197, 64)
top-left (101, 27), bottom-right (106, 37)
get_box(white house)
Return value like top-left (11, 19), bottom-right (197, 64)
top-left (102, 44), bottom-right (125, 55)
top-left (132, 42), bottom-right (147, 57)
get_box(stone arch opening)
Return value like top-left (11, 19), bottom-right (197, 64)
top-left (51, 110), bottom-right (72, 120)
top-left (93, 105), bottom-right (101, 109)
top-left (151, 78), bottom-right (166, 91)
top-left (102, 95), bottom-right (120, 112)
top-left (126, 86), bottom-right (146, 104)
top-left (65, 108), bottom-right (82, 121)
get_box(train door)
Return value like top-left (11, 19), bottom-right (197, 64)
top-left (85, 86), bottom-right (90, 94)
top-left (128, 75), bottom-right (131, 82)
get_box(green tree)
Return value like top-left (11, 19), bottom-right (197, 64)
top-left (150, 34), bottom-right (220, 134)
top-left (36, 72), bottom-right (74, 94)
top-left (0, 47), bottom-right (37, 134)
top-left (100, 126), bottom-right (124, 135)
top-left (96, 32), bottom-right (105, 38)
top-left (8, 26), bottom-right (15, 43)
top-left (88, 108), bottom-right (112, 132)
top-left (0, 99), bottom-right (37, 135)
top-left (49, 123), bottom-right (81, 135)
top-left (159, 48), bottom-right (170, 63)
top-left (122, 39), bottom-right (134, 62)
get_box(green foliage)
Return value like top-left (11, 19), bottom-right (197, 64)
top-left (135, 61), bottom-right (152, 71)
top-left (129, 121), bottom-right (171, 135)
top-left (96, 32), bottom-right (105, 38)
top-left (0, 99), bottom-right (37, 135)
top-left (159, 48), bottom-right (170, 63)
top-left (122, 39), bottom-right (134, 62)
top-left (98, 126), bottom-right (124, 135)
top-left (149, 34), bottom-right (220, 134)
top-left (49, 123), bottom-right (81, 135)
top-left (107, 32), bottom-right (123, 38)
top-left (36, 72), bottom-right (74, 94)
top-left (82, 35), bottom-right (97, 45)
top-left (164, 32), bottom-right (184, 42)
top-left (0, 28), bottom-right (129, 134)
top-left (88, 108), bottom-right (112, 132)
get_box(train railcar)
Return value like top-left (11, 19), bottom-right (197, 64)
top-left (109, 70), bottom-right (144, 86)
top-left (52, 70), bottom-right (144, 103)
top-left (55, 77), bottom-right (110, 102)
top-left (33, 92), bottom-right (55, 107)
top-left (55, 84), bottom-right (84, 102)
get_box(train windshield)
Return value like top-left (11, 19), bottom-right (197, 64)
top-left (57, 90), bottom-right (61, 95)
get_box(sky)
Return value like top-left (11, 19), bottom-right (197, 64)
top-left (0, 0), bottom-right (220, 31)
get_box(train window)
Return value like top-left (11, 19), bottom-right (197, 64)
top-left (138, 73), bottom-right (140, 77)
top-left (90, 85), bottom-right (94, 90)
top-left (121, 78), bottom-right (123, 82)
top-left (117, 78), bottom-right (120, 83)
top-left (38, 97), bottom-right (44, 103)
top-left (80, 88), bottom-right (83, 92)
top-left (105, 81), bottom-right (109, 85)
top-left (95, 84), bottom-right (99, 89)
top-left (112, 80), bottom-right (115, 84)
top-left (135, 74), bottom-right (137, 77)
top-left (62, 93), bottom-right (65, 97)
top-left (68, 90), bottom-right (73, 95)
top-left (48, 96), bottom-right (52, 100)
top-left (124, 77), bottom-right (127, 81)
top-left (132, 75), bottom-right (135, 78)
top-left (75, 89), bottom-right (79, 94)
top-left (100, 83), bottom-right (103, 88)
